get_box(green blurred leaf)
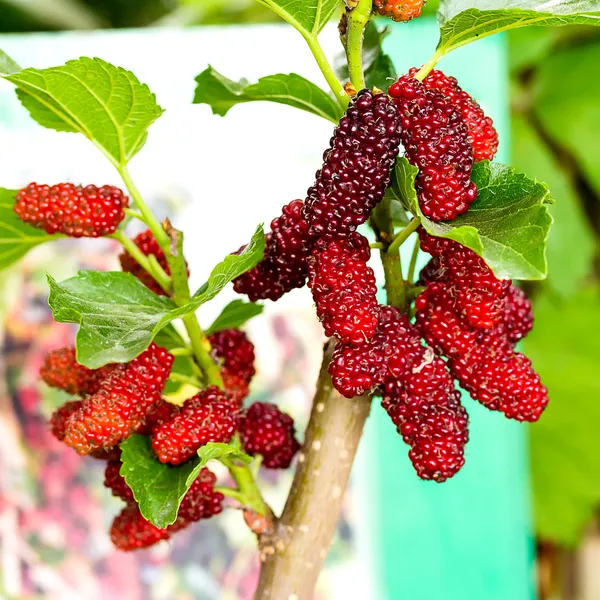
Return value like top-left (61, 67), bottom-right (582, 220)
top-left (5, 57), bottom-right (164, 166)
top-left (120, 435), bottom-right (200, 528)
top-left (186, 441), bottom-right (252, 486)
top-left (256, 0), bottom-right (338, 34)
top-left (206, 299), bottom-right (263, 335)
top-left (1, 0), bottom-right (106, 29)
top-left (392, 157), bottom-right (554, 280)
top-left (511, 115), bottom-right (596, 296)
top-left (153, 324), bottom-right (186, 350)
top-left (0, 188), bottom-right (62, 270)
top-left (533, 41), bottom-right (600, 197)
top-left (437, 1), bottom-right (600, 55)
top-left (527, 287), bottom-right (600, 546)
top-left (48, 226), bottom-right (264, 368)
top-left (193, 66), bottom-right (342, 123)
top-left (0, 48), bottom-right (21, 75)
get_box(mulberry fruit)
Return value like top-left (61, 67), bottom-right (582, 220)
top-left (63, 343), bottom-right (174, 455)
top-left (233, 200), bottom-right (316, 302)
top-left (41, 347), bottom-right (116, 396)
top-left (119, 229), bottom-right (177, 296)
top-left (208, 329), bottom-right (255, 383)
top-left (14, 183), bottom-right (128, 237)
top-left (104, 461), bottom-right (134, 503)
top-left (494, 284), bottom-right (534, 346)
top-left (50, 400), bottom-right (83, 442)
top-left (240, 402), bottom-right (300, 469)
top-left (137, 400), bottom-right (180, 436)
top-left (412, 68), bottom-right (499, 162)
top-left (221, 370), bottom-right (250, 406)
top-left (302, 89), bottom-right (402, 239)
top-left (308, 233), bottom-right (380, 345)
top-left (389, 76), bottom-right (477, 221)
top-left (152, 387), bottom-right (238, 465)
top-left (110, 467), bottom-right (223, 551)
top-left (373, 0), bottom-right (426, 21)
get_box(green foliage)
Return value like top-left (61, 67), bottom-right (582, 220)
top-left (47, 226), bottom-right (264, 368)
top-left (256, 0), bottom-right (339, 35)
top-left (527, 287), bottom-right (600, 546)
top-left (390, 158), bottom-right (554, 280)
top-left (0, 49), bottom-right (20, 75)
top-left (206, 299), bottom-right (263, 335)
top-left (511, 115), bottom-right (596, 296)
top-left (120, 435), bottom-right (201, 528)
top-left (186, 441), bottom-right (252, 487)
top-left (437, 1), bottom-right (600, 55)
top-left (0, 188), bottom-right (62, 271)
top-left (4, 57), bottom-right (164, 167)
top-left (193, 67), bottom-right (342, 123)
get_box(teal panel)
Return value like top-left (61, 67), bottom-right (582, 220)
top-left (366, 19), bottom-right (534, 600)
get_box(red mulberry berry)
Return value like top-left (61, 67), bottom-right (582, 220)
top-left (14, 183), bottom-right (128, 237)
top-left (208, 329), bottom-right (255, 383)
top-left (41, 347), bottom-right (116, 396)
top-left (411, 68), bottom-right (499, 162)
top-left (152, 387), bottom-right (238, 465)
top-left (110, 467), bottom-right (223, 551)
top-left (450, 339), bottom-right (548, 422)
top-left (389, 76), bottom-right (477, 221)
top-left (63, 343), bottom-right (174, 455)
top-left (233, 200), bottom-right (317, 302)
top-left (119, 229), bottom-right (179, 296)
top-left (373, 0), bottom-right (426, 21)
top-left (308, 233), bottom-right (379, 345)
top-left (221, 370), bottom-right (250, 406)
top-left (302, 89), bottom-right (402, 239)
top-left (136, 400), bottom-right (180, 436)
top-left (50, 400), bottom-right (83, 442)
top-left (104, 461), bottom-right (134, 503)
top-left (240, 402), bottom-right (300, 469)
top-left (494, 284), bottom-right (534, 346)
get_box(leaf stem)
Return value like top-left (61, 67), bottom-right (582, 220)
top-left (226, 460), bottom-right (268, 516)
top-left (169, 372), bottom-right (202, 388)
top-left (214, 486), bottom-right (246, 504)
top-left (414, 49), bottom-right (444, 81)
top-left (123, 208), bottom-right (146, 223)
top-left (109, 230), bottom-right (171, 293)
top-left (345, 0), bottom-right (372, 90)
top-left (406, 237), bottom-right (421, 283)
top-left (304, 33), bottom-right (350, 110)
top-left (386, 217), bottom-right (421, 255)
top-left (169, 347), bottom-right (194, 357)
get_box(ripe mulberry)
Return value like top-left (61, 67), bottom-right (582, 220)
top-left (110, 467), bottom-right (223, 551)
top-left (389, 76), bottom-right (477, 221)
top-left (412, 68), bottom-right (499, 162)
top-left (50, 400), bottom-right (83, 442)
top-left (104, 461), bottom-right (134, 503)
top-left (240, 402), bottom-right (300, 469)
top-left (494, 284), bottom-right (534, 346)
top-left (208, 329), bottom-right (255, 383)
top-left (302, 89), bottom-right (402, 239)
top-left (233, 200), bottom-right (317, 302)
top-left (373, 0), bottom-right (426, 21)
top-left (137, 400), bottom-right (180, 436)
top-left (14, 183), bottom-right (128, 237)
top-left (63, 343), bottom-right (174, 455)
top-left (41, 347), bottom-right (116, 396)
top-left (308, 233), bottom-right (379, 345)
top-left (119, 229), bottom-right (177, 296)
top-left (221, 370), bottom-right (250, 406)
top-left (152, 387), bottom-right (238, 465)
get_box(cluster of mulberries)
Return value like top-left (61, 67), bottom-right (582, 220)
top-left (389, 76), bottom-right (477, 222)
top-left (372, 0), bottom-right (426, 21)
top-left (415, 230), bottom-right (547, 422)
top-left (411, 68), bottom-right (499, 162)
top-left (14, 182), bottom-right (129, 237)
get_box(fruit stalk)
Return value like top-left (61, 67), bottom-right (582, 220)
top-left (254, 340), bottom-right (372, 600)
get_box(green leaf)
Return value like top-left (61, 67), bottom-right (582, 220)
top-left (527, 287), bottom-right (600, 546)
top-left (437, 2), bottom-right (600, 55)
top-left (153, 323), bottom-right (186, 351)
top-left (384, 157), bottom-right (420, 216)
top-left (4, 57), bottom-right (164, 166)
top-left (186, 441), bottom-right (252, 487)
top-left (257, 0), bottom-right (339, 35)
top-left (193, 67), bottom-right (342, 123)
top-left (511, 115), bottom-right (596, 296)
top-left (120, 435), bottom-right (200, 528)
top-left (0, 49), bottom-right (21, 76)
top-left (0, 188), bottom-right (62, 271)
top-left (397, 157), bottom-right (554, 280)
top-left (206, 299), bottom-right (263, 335)
top-left (533, 40), bottom-right (600, 198)
top-left (48, 226), bottom-right (265, 368)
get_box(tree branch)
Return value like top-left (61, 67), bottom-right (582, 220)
top-left (254, 340), bottom-right (372, 600)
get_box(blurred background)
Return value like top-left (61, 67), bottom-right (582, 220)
top-left (1, 1), bottom-right (599, 599)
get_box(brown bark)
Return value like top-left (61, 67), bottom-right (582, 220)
top-left (254, 340), bottom-right (372, 600)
